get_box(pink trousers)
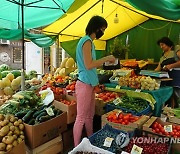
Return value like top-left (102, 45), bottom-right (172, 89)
top-left (73, 80), bottom-right (95, 146)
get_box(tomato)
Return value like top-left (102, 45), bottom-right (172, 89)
top-left (105, 92), bottom-right (111, 97)
top-left (66, 85), bottom-right (71, 90)
top-left (70, 84), bottom-right (75, 91)
top-left (102, 95), bottom-right (108, 101)
top-left (110, 93), bottom-right (116, 98)
top-left (155, 128), bottom-right (160, 133)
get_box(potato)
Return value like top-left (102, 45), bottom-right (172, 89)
top-left (12, 140), bottom-right (18, 147)
top-left (0, 126), bottom-right (9, 137)
top-left (18, 119), bottom-right (23, 124)
top-left (0, 115), bottom-right (4, 121)
top-left (0, 120), bottom-right (8, 127)
top-left (19, 124), bottom-right (24, 131)
top-left (6, 144), bottom-right (13, 152)
top-left (20, 131), bottom-right (24, 135)
top-left (7, 122), bottom-right (13, 127)
top-left (19, 135), bottom-right (24, 140)
top-left (0, 143), bottom-right (6, 151)
top-left (9, 126), bottom-right (15, 132)
top-left (2, 136), bottom-right (14, 144)
top-left (14, 121), bottom-right (19, 127)
top-left (12, 135), bottom-right (17, 140)
top-left (17, 137), bottom-right (22, 144)
top-left (7, 131), bottom-right (13, 136)
top-left (0, 151), bottom-right (5, 154)
top-left (10, 117), bottom-right (16, 123)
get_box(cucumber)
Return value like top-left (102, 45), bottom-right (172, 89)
top-left (28, 119), bottom-right (35, 125)
top-left (22, 110), bottom-right (35, 123)
top-left (15, 110), bottom-right (30, 119)
top-left (35, 111), bottom-right (47, 121)
top-left (39, 115), bottom-right (51, 123)
top-left (33, 109), bottom-right (45, 118)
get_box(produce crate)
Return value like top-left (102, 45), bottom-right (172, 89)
top-left (89, 124), bottom-right (131, 153)
top-left (26, 135), bottom-right (63, 154)
top-left (69, 138), bottom-right (114, 154)
top-left (121, 129), bottom-right (172, 154)
top-left (53, 94), bottom-right (77, 124)
top-left (143, 116), bottom-right (180, 153)
top-left (24, 111), bottom-right (67, 149)
top-left (102, 109), bottom-right (150, 132)
top-left (6, 141), bottom-right (26, 154)
top-left (105, 103), bottom-right (151, 116)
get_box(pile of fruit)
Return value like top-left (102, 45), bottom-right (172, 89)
top-left (66, 81), bottom-right (76, 92)
top-left (0, 73), bottom-right (21, 96)
top-left (119, 76), bottom-right (160, 90)
top-left (96, 91), bottom-right (119, 102)
top-left (125, 137), bottom-right (169, 154)
top-left (151, 121), bottom-right (180, 138)
top-left (59, 98), bottom-right (76, 106)
top-left (107, 111), bottom-right (139, 125)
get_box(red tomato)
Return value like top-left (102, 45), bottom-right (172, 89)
top-left (102, 95), bottom-right (108, 101)
top-left (110, 93), bottom-right (116, 98)
top-left (70, 84), bottom-right (75, 91)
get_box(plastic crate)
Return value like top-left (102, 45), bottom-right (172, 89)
top-left (89, 124), bottom-right (132, 153)
top-left (105, 103), bottom-right (151, 116)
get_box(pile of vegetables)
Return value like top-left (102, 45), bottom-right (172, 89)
top-left (110, 96), bottom-right (149, 115)
top-left (58, 99), bottom-right (76, 106)
top-left (96, 91), bottom-right (119, 102)
top-left (15, 105), bottom-right (63, 125)
top-left (119, 76), bottom-right (160, 90)
top-left (107, 111), bottom-right (139, 125)
top-left (0, 114), bottom-right (25, 153)
top-left (0, 91), bottom-right (42, 115)
top-left (162, 106), bottom-right (180, 118)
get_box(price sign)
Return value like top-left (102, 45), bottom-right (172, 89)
top-left (164, 125), bottom-right (173, 132)
top-left (131, 144), bottom-right (143, 154)
top-left (103, 137), bottom-right (114, 147)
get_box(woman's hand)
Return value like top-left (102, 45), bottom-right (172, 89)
top-left (163, 64), bottom-right (173, 71)
top-left (105, 55), bottom-right (116, 63)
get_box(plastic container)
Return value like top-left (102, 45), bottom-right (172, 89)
top-left (105, 103), bottom-right (151, 116)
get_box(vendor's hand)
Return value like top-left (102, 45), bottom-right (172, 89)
top-left (106, 55), bottom-right (116, 63)
top-left (163, 64), bottom-right (172, 71)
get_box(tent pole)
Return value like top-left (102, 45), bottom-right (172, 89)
top-left (21, 0), bottom-right (25, 91)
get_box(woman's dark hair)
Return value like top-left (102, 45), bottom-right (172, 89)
top-left (157, 37), bottom-right (174, 48)
top-left (85, 16), bottom-right (108, 35)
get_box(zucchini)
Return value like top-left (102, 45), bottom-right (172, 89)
top-left (15, 110), bottom-right (30, 119)
top-left (39, 115), bottom-right (51, 123)
top-left (33, 109), bottom-right (45, 118)
top-left (28, 119), bottom-right (35, 125)
top-left (22, 110), bottom-right (35, 123)
top-left (35, 111), bottom-right (47, 121)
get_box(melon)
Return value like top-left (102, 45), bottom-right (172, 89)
top-left (65, 58), bottom-right (75, 68)
top-left (3, 87), bottom-right (14, 96)
top-left (6, 73), bottom-right (14, 81)
top-left (60, 57), bottom-right (69, 68)
top-left (2, 78), bottom-right (11, 87)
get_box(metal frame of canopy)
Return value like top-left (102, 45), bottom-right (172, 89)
top-left (5, 0), bottom-right (67, 90)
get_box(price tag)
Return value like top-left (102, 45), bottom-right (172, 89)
top-left (103, 137), bottom-right (114, 147)
top-left (131, 144), bottom-right (143, 154)
top-left (116, 110), bottom-right (122, 117)
top-left (113, 97), bottom-right (122, 105)
top-left (116, 85), bottom-right (121, 89)
top-left (45, 107), bottom-right (54, 116)
top-left (135, 89), bottom-right (141, 92)
top-left (164, 125), bottom-right (173, 132)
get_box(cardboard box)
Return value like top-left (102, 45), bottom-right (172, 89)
top-left (26, 135), bottom-right (63, 154)
top-left (143, 116), bottom-right (180, 152)
top-left (53, 94), bottom-right (77, 124)
top-left (24, 111), bottom-right (67, 149)
top-left (6, 141), bottom-right (26, 154)
top-left (102, 109), bottom-right (150, 132)
top-left (62, 127), bottom-right (74, 152)
top-left (95, 99), bottom-right (109, 116)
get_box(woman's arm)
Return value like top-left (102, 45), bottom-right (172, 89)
top-left (154, 63), bottom-right (161, 71)
top-left (83, 40), bottom-right (115, 70)
top-left (164, 50), bottom-right (180, 70)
